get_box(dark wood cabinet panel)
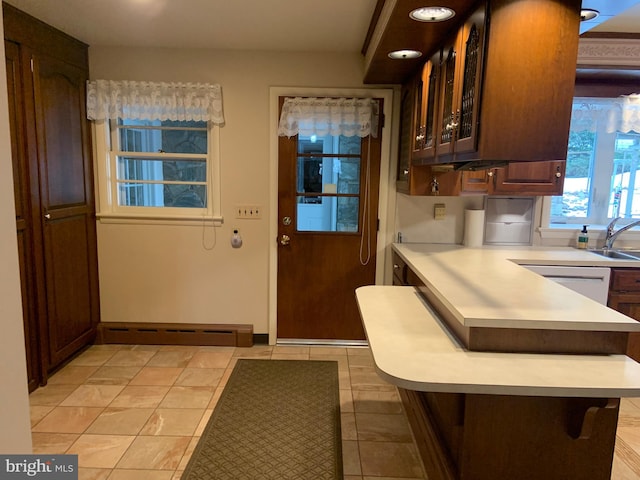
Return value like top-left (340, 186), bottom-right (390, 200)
top-left (608, 268), bottom-right (640, 362)
top-left (4, 4), bottom-right (99, 387)
top-left (489, 160), bottom-right (565, 196)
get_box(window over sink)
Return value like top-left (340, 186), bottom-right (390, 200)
top-left (549, 97), bottom-right (640, 227)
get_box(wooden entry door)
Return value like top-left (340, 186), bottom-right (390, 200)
top-left (277, 99), bottom-right (382, 340)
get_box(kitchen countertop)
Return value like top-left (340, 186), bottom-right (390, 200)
top-left (392, 243), bottom-right (640, 332)
top-left (356, 285), bottom-right (640, 396)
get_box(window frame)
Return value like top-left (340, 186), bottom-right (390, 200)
top-left (92, 119), bottom-right (222, 225)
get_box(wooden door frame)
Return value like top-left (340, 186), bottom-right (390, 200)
top-left (268, 87), bottom-right (396, 345)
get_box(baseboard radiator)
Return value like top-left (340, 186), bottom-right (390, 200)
top-left (96, 322), bottom-right (253, 347)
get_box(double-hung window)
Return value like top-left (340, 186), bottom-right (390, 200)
top-left (87, 80), bottom-right (224, 222)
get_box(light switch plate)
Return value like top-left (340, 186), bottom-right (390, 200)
top-left (434, 203), bottom-right (446, 220)
top-left (235, 205), bottom-right (262, 219)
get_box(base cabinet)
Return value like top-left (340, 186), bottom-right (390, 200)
top-left (608, 268), bottom-right (640, 362)
top-left (400, 388), bottom-right (619, 480)
top-left (5, 4), bottom-right (99, 389)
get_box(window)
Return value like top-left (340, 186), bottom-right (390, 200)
top-left (550, 97), bottom-right (640, 227)
top-left (94, 119), bottom-right (220, 221)
top-left (87, 80), bottom-right (224, 222)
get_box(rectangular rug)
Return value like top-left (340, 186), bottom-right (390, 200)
top-left (181, 359), bottom-right (343, 480)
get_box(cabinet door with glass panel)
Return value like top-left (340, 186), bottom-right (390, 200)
top-left (412, 51), bottom-right (441, 163)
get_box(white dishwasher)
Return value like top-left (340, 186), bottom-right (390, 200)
top-left (522, 265), bottom-right (611, 305)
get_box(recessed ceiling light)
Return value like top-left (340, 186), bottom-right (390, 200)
top-left (410, 6), bottom-right (455, 22)
top-left (388, 50), bottom-right (423, 60)
top-left (580, 9), bottom-right (599, 21)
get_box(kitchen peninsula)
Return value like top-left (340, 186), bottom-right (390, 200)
top-left (356, 244), bottom-right (640, 480)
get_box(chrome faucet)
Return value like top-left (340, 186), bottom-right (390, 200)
top-left (604, 217), bottom-right (640, 249)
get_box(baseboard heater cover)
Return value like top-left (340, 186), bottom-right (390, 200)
top-left (96, 322), bottom-right (253, 347)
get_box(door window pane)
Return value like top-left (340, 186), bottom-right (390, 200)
top-left (295, 134), bottom-right (362, 232)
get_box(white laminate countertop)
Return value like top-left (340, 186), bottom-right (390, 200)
top-left (356, 285), bottom-right (640, 397)
top-left (392, 243), bottom-right (640, 332)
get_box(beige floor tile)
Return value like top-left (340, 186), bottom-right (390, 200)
top-left (171, 472), bottom-right (184, 480)
top-left (341, 412), bottom-right (358, 440)
top-left (68, 348), bottom-right (118, 367)
top-left (146, 350), bottom-right (196, 367)
top-left (108, 470), bottom-right (174, 480)
top-left (352, 390), bottom-right (403, 414)
top-left (612, 451), bottom-right (640, 480)
top-left (158, 345), bottom-right (200, 353)
top-left (159, 386), bottom-right (214, 409)
top-left (207, 387), bottom-right (225, 409)
top-left (116, 436), bottom-right (191, 470)
top-left (68, 434), bottom-right (136, 469)
top-left (344, 476), bottom-right (363, 480)
top-left (358, 441), bottom-right (424, 478)
top-left (342, 440), bottom-right (362, 476)
top-left (109, 386), bottom-right (170, 408)
top-left (60, 385), bottom-right (125, 407)
top-left (48, 366), bottom-right (100, 385)
top-left (30, 405), bottom-right (55, 427)
top-left (270, 353), bottom-right (310, 360)
top-left (186, 350), bottom-right (233, 369)
top-left (310, 346), bottom-right (348, 356)
top-left (177, 437), bottom-right (201, 470)
top-left (139, 408), bottom-right (205, 436)
top-left (174, 368), bottom-right (224, 387)
top-left (232, 345), bottom-right (273, 358)
top-left (32, 406), bottom-right (104, 433)
top-left (29, 385), bottom-right (77, 406)
top-left (129, 367), bottom-right (183, 386)
top-left (355, 413), bottom-right (413, 442)
top-left (31, 432), bottom-right (79, 454)
top-left (348, 355), bottom-right (375, 367)
top-left (309, 354), bottom-right (349, 371)
top-left (85, 407), bottom-right (155, 435)
top-left (272, 345), bottom-right (310, 355)
top-left (340, 389), bottom-right (354, 413)
top-left (105, 350), bottom-right (156, 367)
top-left (86, 366), bottom-right (142, 385)
top-left (77, 467), bottom-right (111, 480)
top-left (194, 409), bottom-right (213, 436)
top-left (349, 366), bottom-right (396, 392)
top-left (339, 369), bottom-right (352, 390)
top-left (346, 347), bottom-right (372, 357)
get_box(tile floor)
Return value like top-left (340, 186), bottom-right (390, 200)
top-left (28, 343), bottom-right (640, 480)
top-left (29, 344), bottom-right (426, 480)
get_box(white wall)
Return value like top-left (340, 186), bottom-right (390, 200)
top-left (395, 194), bottom-right (485, 244)
top-left (0, 13), bottom-right (34, 453)
top-left (89, 47), bottom-right (385, 334)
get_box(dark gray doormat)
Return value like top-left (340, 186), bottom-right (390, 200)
top-left (181, 359), bottom-right (343, 480)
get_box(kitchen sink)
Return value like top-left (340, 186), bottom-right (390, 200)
top-left (588, 249), bottom-right (640, 260)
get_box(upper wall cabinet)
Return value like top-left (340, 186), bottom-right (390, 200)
top-left (382, 0), bottom-right (582, 168)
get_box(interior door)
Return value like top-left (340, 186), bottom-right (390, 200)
top-left (277, 98), bottom-right (382, 340)
top-left (31, 51), bottom-right (100, 368)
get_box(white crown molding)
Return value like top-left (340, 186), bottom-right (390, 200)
top-left (578, 38), bottom-right (640, 67)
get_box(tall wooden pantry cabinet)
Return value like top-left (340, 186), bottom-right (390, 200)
top-left (4, 3), bottom-right (100, 391)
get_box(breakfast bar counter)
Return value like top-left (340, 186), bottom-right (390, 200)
top-left (355, 245), bottom-right (640, 480)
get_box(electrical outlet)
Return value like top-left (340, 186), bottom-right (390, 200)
top-left (235, 205), bottom-right (262, 219)
top-left (434, 203), bottom-right (446, 220)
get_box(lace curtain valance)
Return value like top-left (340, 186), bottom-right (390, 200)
top-left (86, 80), bottom-right (225, 124)
top-left (277, 97), bottom-right (379, 138)
top-left (606, 94), bottom-right (640, 134)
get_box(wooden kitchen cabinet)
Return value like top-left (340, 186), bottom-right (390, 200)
top-left (608, 268), bottom-right (640, 362)
top-left (4, 4), bottom-right (100, 388)
top-left (412, 53), bottom-right (441, 163)
top-left (488, 160), bottom-right (565, 196)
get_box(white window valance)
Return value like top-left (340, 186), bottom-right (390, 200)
top-left (277, 97), bottom-right (379, 138)
top-left (606, 94), bottom-right (640, 134)
top-left (86, 80), bottom-right (225, 124)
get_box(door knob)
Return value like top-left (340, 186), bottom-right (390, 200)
top-left (44, 213), bottom-right (51, 219)
top-left (280, 234), bottom-right (290, 246)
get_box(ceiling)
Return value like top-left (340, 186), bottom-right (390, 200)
top-left (3, 0), bottom-right (640, 54)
